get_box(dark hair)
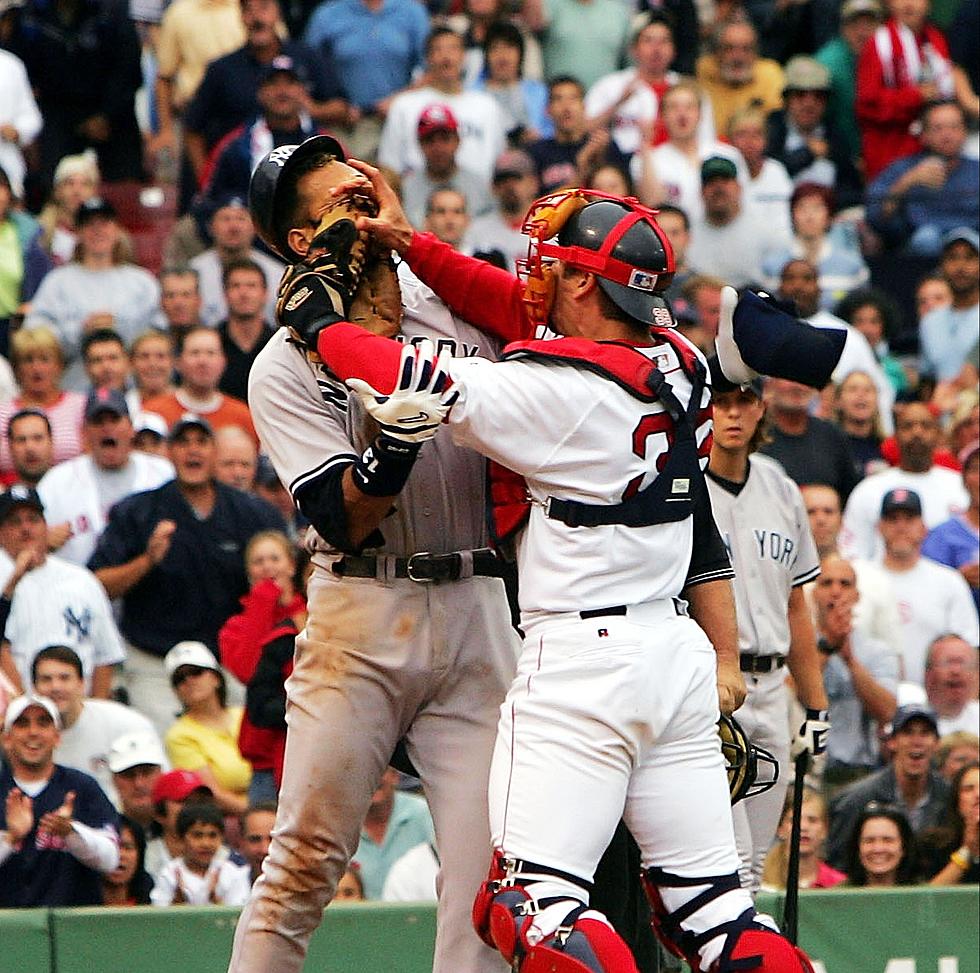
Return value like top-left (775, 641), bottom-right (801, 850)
top-left (834, 287), bottom-right (904, 341)
top-left (32, 645), bottom-right (84, 683)
top-left (176, 801), bottom-right (225, 839)
top-left (548, 75), bottom-right (585, 99)
top-left (632, 9), bottom-right (675, 42)
top-left (159, 265), bottom-right (200, 289)
top-left (922, 760), bottom-right (980, 854)
top-left (920, 98), bottom-right (968, 129)
top-left (81, 328), bottom-right (126, 360)
top-left (241, 800), bottom-right (278, 830)
top-left (0, 165), bottom-right (10, 194)
top-left (221, 256), bottom-right (267, 290)
top-left (7, 408), bottom-right (52, 440)
top-left (845, 804), bottom-right (918, 886)
top-left (275, 150), bottom-right (340, 259)
top-left (484, 20), bottom-right (524, 63)
top-left (425, 25), bottom-right (462, 57)
top-left (655, 204), bottom-right (690, 231)
top-left (175, 323), bottom-right (222, 357)
top-left (115, 815), bottom-right (155, 904)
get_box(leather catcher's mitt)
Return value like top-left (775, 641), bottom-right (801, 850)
top-left (276, 160), bottom-right (402, 352)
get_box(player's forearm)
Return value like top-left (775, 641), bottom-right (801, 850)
top-left (341, 466), bottom-right (402, 548)
top-left (786, 588), bottom-right (829, 711)
top-left (686, 578), bottom-right (740, 667)
top-left (846, 657), bottom-right (897, 724)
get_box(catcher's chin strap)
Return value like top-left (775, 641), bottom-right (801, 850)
top-left (641, 867), bottom-right (813, 972)
top-left (472, 850), bottom-right (639, 973)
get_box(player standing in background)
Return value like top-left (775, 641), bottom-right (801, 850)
top-left (227, 135), bottom-right (521, 973)
top-left (704, 360), bottom-right (830, 892)
top-left (308, 161), bottom-right (820, 972)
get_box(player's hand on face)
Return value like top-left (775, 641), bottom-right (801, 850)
top-left (5, 788), bottom-right (35, 844)
top-left (332, 159), bottom-right (414, 256)
top-left (146, 519), bottom-right (177, 565)
top-left (347, 339), bottom-right (459, 445)
top-left (716, 660), bottom-right (746, 715)
top-left (38, 790), bottom-right (75, 839)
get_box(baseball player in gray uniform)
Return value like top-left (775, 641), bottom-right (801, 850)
top-left (704, 358), bottom-right (830, 892)
top-left (227, 137), bottom-right (520, 973)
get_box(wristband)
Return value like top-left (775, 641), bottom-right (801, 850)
top-left (950, 847), bottom-right (971, 870)
top-left (351, 435), bottom-right (423, 497)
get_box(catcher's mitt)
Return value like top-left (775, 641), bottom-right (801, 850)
top-left (276, 160), bottom-right (402, 351)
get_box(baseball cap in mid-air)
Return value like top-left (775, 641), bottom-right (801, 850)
top-left (3, 693), bottom-right (61, 731)
top-left (700, 156), bottom-right (738, 184)
top-left (107, 730), bottom-right (167, 773)
top-left (168, 413), bottom-right (214, 442)
top-left (151, 769), bottom-right (213, 803)
top-left (417, 104), bottom-right (459, 139)
top-left (85, 387), bottom-right (130, 422)
top-left (880, 487), bottom-right (922, 518)
top-left (707, 354), bottom-right (764, 398)
top-left (0, 485), bottom-right (45, 523)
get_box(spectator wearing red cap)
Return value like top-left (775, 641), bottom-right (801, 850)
top-left (874, 487), bottom-right (977, 687)
top-left (462, 148), bottom-right (539, 271)
top-left (378, 27), bottom-right (508, 184)
top-left (144, 767), bottom-right (222, 880)
top-left (401, 104), bottom-right (494, 231)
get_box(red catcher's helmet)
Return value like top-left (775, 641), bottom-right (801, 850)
top-left (517, 189), bottom-right (676, 329)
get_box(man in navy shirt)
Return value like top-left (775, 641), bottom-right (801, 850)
top-left (88, 415), bottom-right (284, 734)
top-left (183, 0), bottom-right (350, 185)
top-left (1, 694), bottom-right (119, 907)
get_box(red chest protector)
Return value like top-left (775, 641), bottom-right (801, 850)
top-left (488, 328), bottom-right (709, 543)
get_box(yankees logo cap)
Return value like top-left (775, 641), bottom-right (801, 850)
top-left (4, 693), bottom-right (61, 731)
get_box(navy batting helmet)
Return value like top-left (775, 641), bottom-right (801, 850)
top-left (248, 134), bottom-right (347, 259)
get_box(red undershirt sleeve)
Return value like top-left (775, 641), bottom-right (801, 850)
top-left (317, 323), bottom-right (406, 392)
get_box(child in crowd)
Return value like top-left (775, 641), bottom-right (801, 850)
top-left (150, 802), bottom-right (250, 906)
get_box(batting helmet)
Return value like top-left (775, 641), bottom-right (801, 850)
top-left (248, 134), bottom-right (347, 260)
top-left (718, 714), bottom-right (780, 805)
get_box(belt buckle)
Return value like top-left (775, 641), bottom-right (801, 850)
top-left (406, 551), bottom-right (433, 582)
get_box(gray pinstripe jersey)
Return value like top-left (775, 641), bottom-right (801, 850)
top-left (706, 454), bottom-right (820, 655)
top-left (247, 262), bottom-right (502, 556)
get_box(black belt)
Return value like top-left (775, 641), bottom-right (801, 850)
top-left (580, 600), bottom-right (687, 620)
top-left (332, 548), bottom-right (506, 583)
top-left (740, 653), bottom-right (786, 674)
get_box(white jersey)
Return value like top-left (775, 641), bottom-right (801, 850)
top-left (1, 556), bottom-right (126, 691)
top-left (55, 700), bottom-right (163, 808)
top-left (584, 68), bottom-right (717, 157)
top-left (446, 337), bottom-right (714, 614)
top-left (150, 856), bottom-right (252, 907)
top-left (706, 454), bottom-right (820, 655)
top-left (880, 557), bottom-right (979, 686)
top-left (841, 466), bottom-right (969, 561)
top-left (37, 452), bottom-right (174, 567)
top-left (378, 87), bottom-right (508, 183)
top-left (381, 841), bottom-right (439, 902)
top-left (249, 263), bottom-right (503, 558)
top-left (743, 158), bottom-right (794, 245)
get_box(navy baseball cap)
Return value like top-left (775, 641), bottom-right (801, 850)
top-left (880, 487), bottom-right (922, 518)
top-left (890, 704), bottom-right (939, 736)
top-left (258, 54), bottom-right (307, 87)
top-left (0, 485), bottom-right (44, 523)
top-left (701, 156), bottom-right (738, 184)
top-left (76, 197), bottom-right (118, 226)
top-left (85, 386), bottom-right (130, 422)
top-left (169, 413), bottom-right (214, 442)
top-left (707, 354), bottom-right (764, 397)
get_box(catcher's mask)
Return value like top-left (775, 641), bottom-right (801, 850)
top-left (249, 134), bottom-right (349, 260)
top-left (516, 189), bottom-right (676, 329)
top-left (718, 713), bottom-right (780, 806)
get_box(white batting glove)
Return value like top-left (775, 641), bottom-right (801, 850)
top-left (347, 339), bottom-right (458, 444)
top-left (791, 708), bottom-right (830, 760)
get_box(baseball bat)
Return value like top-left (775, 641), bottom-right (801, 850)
top-left (783, 751), bottom-right (808, 946)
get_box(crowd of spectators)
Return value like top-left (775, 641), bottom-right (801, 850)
top-left (0, 0), bottom-right (977, 931)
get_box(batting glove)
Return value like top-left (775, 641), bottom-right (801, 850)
top-left (791, 708), bottom-right (830, 760)
top-left (347, 339), bottom-right (458, 445)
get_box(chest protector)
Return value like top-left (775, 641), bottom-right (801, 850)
top-left (489, 328), bottom-right (708, 541)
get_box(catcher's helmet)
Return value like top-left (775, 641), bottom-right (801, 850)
top-left (248, 134), bottom-right (347, 259)
top-left (554, 198), bottom-right (675, 325)
top-left (718, 714), bottom-right (780, 805)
